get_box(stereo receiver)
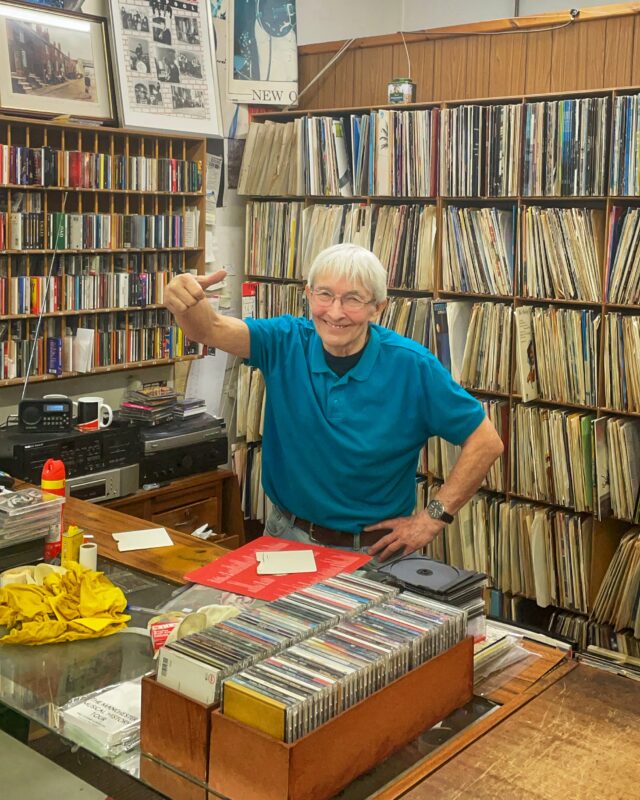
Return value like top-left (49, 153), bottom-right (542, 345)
top-left (0, 424), bottom-right (140, 484)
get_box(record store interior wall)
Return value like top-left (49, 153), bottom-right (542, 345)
top-left (296, 1), bottom-right (628, 45)
top-left (400, 0), bottom-right (628, 35)
top-left (6, 0), bottom-right (628, 426)
top-left (297, 3), bottom-right (640, 109)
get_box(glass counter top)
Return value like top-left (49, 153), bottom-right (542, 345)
top-left (0, 560), bottom-right (498, 800)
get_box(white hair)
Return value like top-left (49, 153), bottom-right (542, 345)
top-left (307, 243), bottom-right (388, 303)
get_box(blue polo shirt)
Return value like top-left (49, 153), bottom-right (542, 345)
top-left (246, 316), bottom-right (485, 533)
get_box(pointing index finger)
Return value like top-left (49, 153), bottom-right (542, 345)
top-left (197, 269), bottom-right (227, 289)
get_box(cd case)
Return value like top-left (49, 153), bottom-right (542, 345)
top-left (378, 557), bottom-right (486, 600)
top-left (0, 488), bottom-right (63, 518)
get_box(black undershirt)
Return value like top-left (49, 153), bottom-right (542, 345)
top-left (323, 343), bottom-right (367, 377)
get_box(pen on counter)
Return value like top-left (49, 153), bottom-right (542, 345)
top-left (127, 604), bottom-right (161, 615)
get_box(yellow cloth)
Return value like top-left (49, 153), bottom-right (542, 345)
top-left (0, 563), bottom-right (130, 645)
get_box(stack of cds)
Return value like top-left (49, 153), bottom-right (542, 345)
top-left (379, 557), bottom-right (487, 639)
top-left (269, 573), bottom-right (400, 628)
top-left (0, 488), bottom-right (64, 545)
top-left (158, 574), bottom-right (400, 703)
top-left (0, 488), bottom-right (64, 569)
top-left (119, 384), bottom-right (178, 426)
top-left (173, 396), bottom-right (207, 419)
top-left (222, 592), bottom-right (467, 742)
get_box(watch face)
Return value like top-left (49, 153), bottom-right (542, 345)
top-left (428, 500), bottom-right (444, 519)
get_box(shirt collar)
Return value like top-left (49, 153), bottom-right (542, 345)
top-left (310, 324), bottom-right (381, 381)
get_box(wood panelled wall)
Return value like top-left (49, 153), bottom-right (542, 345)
top-left (297, 5), bottom-right (640, 110)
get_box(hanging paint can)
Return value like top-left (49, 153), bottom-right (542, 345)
top-left (388, 77), bottom-right (416, 104)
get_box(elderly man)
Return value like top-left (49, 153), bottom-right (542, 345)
top-left (164, 243), bottom-right (503, 562)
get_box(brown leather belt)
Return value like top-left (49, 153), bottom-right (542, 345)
top-left (278, 507), bottom-right (391, 549)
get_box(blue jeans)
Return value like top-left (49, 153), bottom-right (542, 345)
top-left (263, 505), bottom-right (370, 554)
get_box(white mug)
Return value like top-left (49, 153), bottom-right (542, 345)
top-left (77, 396), bottom-right (113, 431)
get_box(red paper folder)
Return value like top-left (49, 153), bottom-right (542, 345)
top-left (184, 536), bottom-right (371, 601)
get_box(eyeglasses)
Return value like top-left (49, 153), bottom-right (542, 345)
top-left (309, 289), bottom-right (376, 312)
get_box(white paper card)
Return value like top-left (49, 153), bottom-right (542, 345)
top-left (186, 351), bottom-right (228, 419)
top-left (112, 528), bottom-right (173, 552)
top-left (255, 550), bottom-right (317, 575)
top-left (72, 328), bottom-right (94, 373)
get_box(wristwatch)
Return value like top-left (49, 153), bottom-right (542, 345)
top-left (426, 499), bottom-right (454, 524)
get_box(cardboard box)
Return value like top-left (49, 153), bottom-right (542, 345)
top-left (208, 637), bottom-right (474, 800)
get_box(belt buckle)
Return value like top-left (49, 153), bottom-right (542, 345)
top-left (308, 521), bottom-right (318, 544)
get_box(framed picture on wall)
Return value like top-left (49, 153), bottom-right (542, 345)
top-left (107, 0), bottom-right (221, 136)
top-left (0, 0), bottom-right (115, 123)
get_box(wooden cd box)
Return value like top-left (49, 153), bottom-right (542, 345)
top-left (208, 637), bottom-right (473, 800)
top-left (141, 675), bottom-right (214, 782)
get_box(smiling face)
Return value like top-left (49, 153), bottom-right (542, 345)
top-left (306, 274), bottom-right (385, 357)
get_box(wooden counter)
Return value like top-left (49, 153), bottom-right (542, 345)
top-left (371, 644), bottom-right (574, 800)
top-left (399, 664), bottom-right (640, 800)
top-left (15, 470), bottom-right (242, 584)
top-left (18, 484), bottom-right (627, 800)
top-left (63, 495), bottom-right (228, 585)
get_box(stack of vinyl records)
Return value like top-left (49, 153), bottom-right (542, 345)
top-left (119, 385), bottom-right (178, 426)
top-left (379, 557), bottom-right (487, 639)
top-left (578, 647), bottom-right (640, 680)
top-left (590, 528), bottom-right (640, 649)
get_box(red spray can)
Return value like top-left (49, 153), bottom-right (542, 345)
top-left (42, 458), bottom-right (66, 561)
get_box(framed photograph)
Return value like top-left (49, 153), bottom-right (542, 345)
top-left (0, 0), bottom-right (115, 122)
top-left (107, 0), bottom-right (221, 136)
top-left (228, 0), bottom-right (298, 106)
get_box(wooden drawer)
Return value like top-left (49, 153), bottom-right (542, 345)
top-left (207, 533), bottom-right (240, 549)
top-left (110, 496), bottom-right (150, 520)
top-left (106, 470), bottom-right (244, 543)
top-left (151, 481), bottom-right (223, 516)
top-left (153, 498), bottom-right (221, 535)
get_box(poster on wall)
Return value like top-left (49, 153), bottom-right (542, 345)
top-left (211, 9), bottom-right (249, 137)
top-left (107, 0), bottom-right (221, 135)
top-left (228, 0), bottom-right (297, 106)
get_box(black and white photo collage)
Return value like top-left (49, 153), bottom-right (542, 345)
top-left (122, 0), bottom-right (208, 115)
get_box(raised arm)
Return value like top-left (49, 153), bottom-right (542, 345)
top-left (164, 269), bottom-right (250, 358)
